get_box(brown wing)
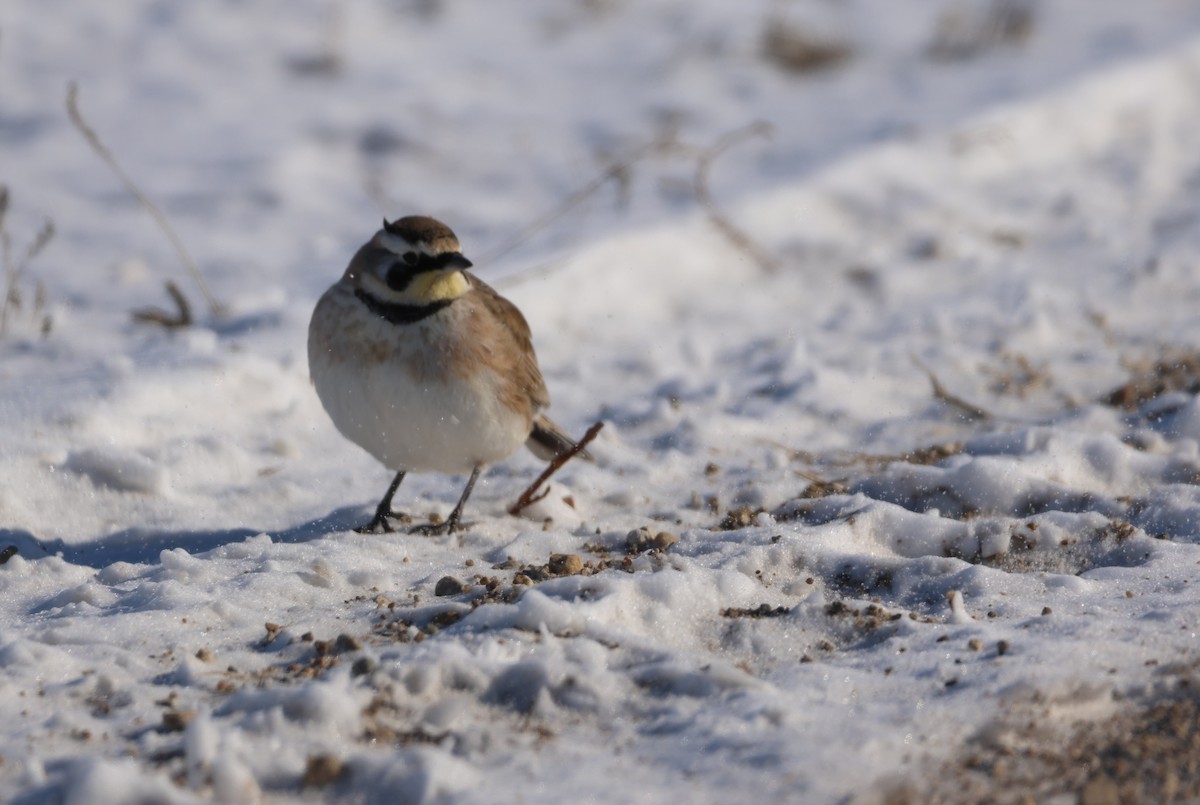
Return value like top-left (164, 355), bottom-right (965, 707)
top-left (467, 273), bottom-right (551, 413)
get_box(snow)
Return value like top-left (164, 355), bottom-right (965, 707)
top-left (5, 0), bottom-right (1200, 802)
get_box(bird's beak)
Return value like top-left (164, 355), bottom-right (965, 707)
top-left (443, 253), bottom-right (473, 271)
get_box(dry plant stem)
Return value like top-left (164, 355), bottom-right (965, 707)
top-left (509, 421), bottom-right (604, 516)
top-left (0, 185), bottom-right (10, 266)
top-left (914, 357), bottom-right (992, 421)
top-left (66, 83), bottom-right (222, 318)
top-left (0, 186), bottom-right (12, 336)
top-left (1, 220), bottom-right (55, 334)
top-left (132, 280), bottom-right (193, 328)
top-left (694, 121), bottom-right (782, 274)
top-left (777, 440), bottom-right (962, 484)
top-left (0, 186), bottom-right (55, 338)
top-left (478, 135), bottom-right (680, 266)
top-left (928, 0), bottom-right (1034, 62)
top-left (18, 221), bottom-right (55, 276)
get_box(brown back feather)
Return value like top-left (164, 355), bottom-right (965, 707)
top-left (466, 273), bottom-right (551, 413)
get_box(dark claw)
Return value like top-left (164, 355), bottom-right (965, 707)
top-left (357, 467), bottom-right (478, 537)
top-left (355, 471), bottom-right (409, 534)
top-left (407, 467), bottom-right (480, 535)
top-left (354, 517), bottom-right (393, 534)
top-left (408, 517), bottom-right (467, 536)
top-left (354, 510), bottom-right (409, 534)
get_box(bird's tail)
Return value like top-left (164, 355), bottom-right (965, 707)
top-left (526, 414), bottom-right (595, 462)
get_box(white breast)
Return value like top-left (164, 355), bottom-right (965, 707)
top-left (307, 284), bottom-right (530, 474)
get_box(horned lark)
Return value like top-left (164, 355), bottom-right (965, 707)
top-left (308, 215), bottom-right (583, 534)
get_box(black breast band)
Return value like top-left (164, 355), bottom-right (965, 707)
top-left (355, 289), bottom-right (453, 325)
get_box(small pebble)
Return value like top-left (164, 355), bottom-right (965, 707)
top-left (650, 531), bottom-right (680, 550)
top-left (435, 576), bottom-right (469, 596)
top-left (161, 710), bottom-right (195, 733)
top-left (302, 754), bottom-right (345, 788)
top-left (549, 553), bottom-right (584, 575)
top-left (626, 527), bottom-right (654, 551)
top-left (626, 528), bottom-right (680, 553)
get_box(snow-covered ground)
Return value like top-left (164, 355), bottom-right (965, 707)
top-left (5, 1), bottom-right (1200, 802)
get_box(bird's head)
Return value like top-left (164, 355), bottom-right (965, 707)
top-left (356, 215), bottom-right (473, 305)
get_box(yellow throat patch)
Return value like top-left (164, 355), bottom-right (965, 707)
top-left (408, 270), bottom-right (470, 304)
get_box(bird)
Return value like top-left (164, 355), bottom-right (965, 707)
top-left (308, 215), bottom-right (584, 534)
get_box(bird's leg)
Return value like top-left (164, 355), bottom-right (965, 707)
top-left (443, 466), bottom-right (482, 532)
top-left (355, 470), bottom-right (407, 533)
top-left (410, 466), bottom-right (482, 535)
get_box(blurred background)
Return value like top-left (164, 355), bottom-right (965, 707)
top-left (5, 0), bottom-right (1200, 333)
top-left (5, 0), bottom-right (1200, 532)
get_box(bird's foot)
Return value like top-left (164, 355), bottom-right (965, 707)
top-left (408, 514), bottom-right (467, 536)
top-left (354, 510), bottom-right (412, 534)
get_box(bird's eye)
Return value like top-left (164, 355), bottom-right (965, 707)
top-left (385, 263), bottom-right (410, 291)
top-left (402, 251), bottom-right (419, 265)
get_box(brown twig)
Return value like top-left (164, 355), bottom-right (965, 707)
top-left (132, 280), bottom-right (193, 328)
top-left (0, 186), bottom-right (12, 336)
top-left (0, 185), bottom-right (10, 266)
top-left (694, 121), bottom-right (781, 273)
top-left (509, 422), bottom-right (604, 516)
top-left (773, 439), bottom-right (963, 475)
top-left (479, 133), bottom-right (684, 266)
top-left (66, 82), bottom-right (222, 318)
top-left (914, 357), bottom-right (992, 421)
